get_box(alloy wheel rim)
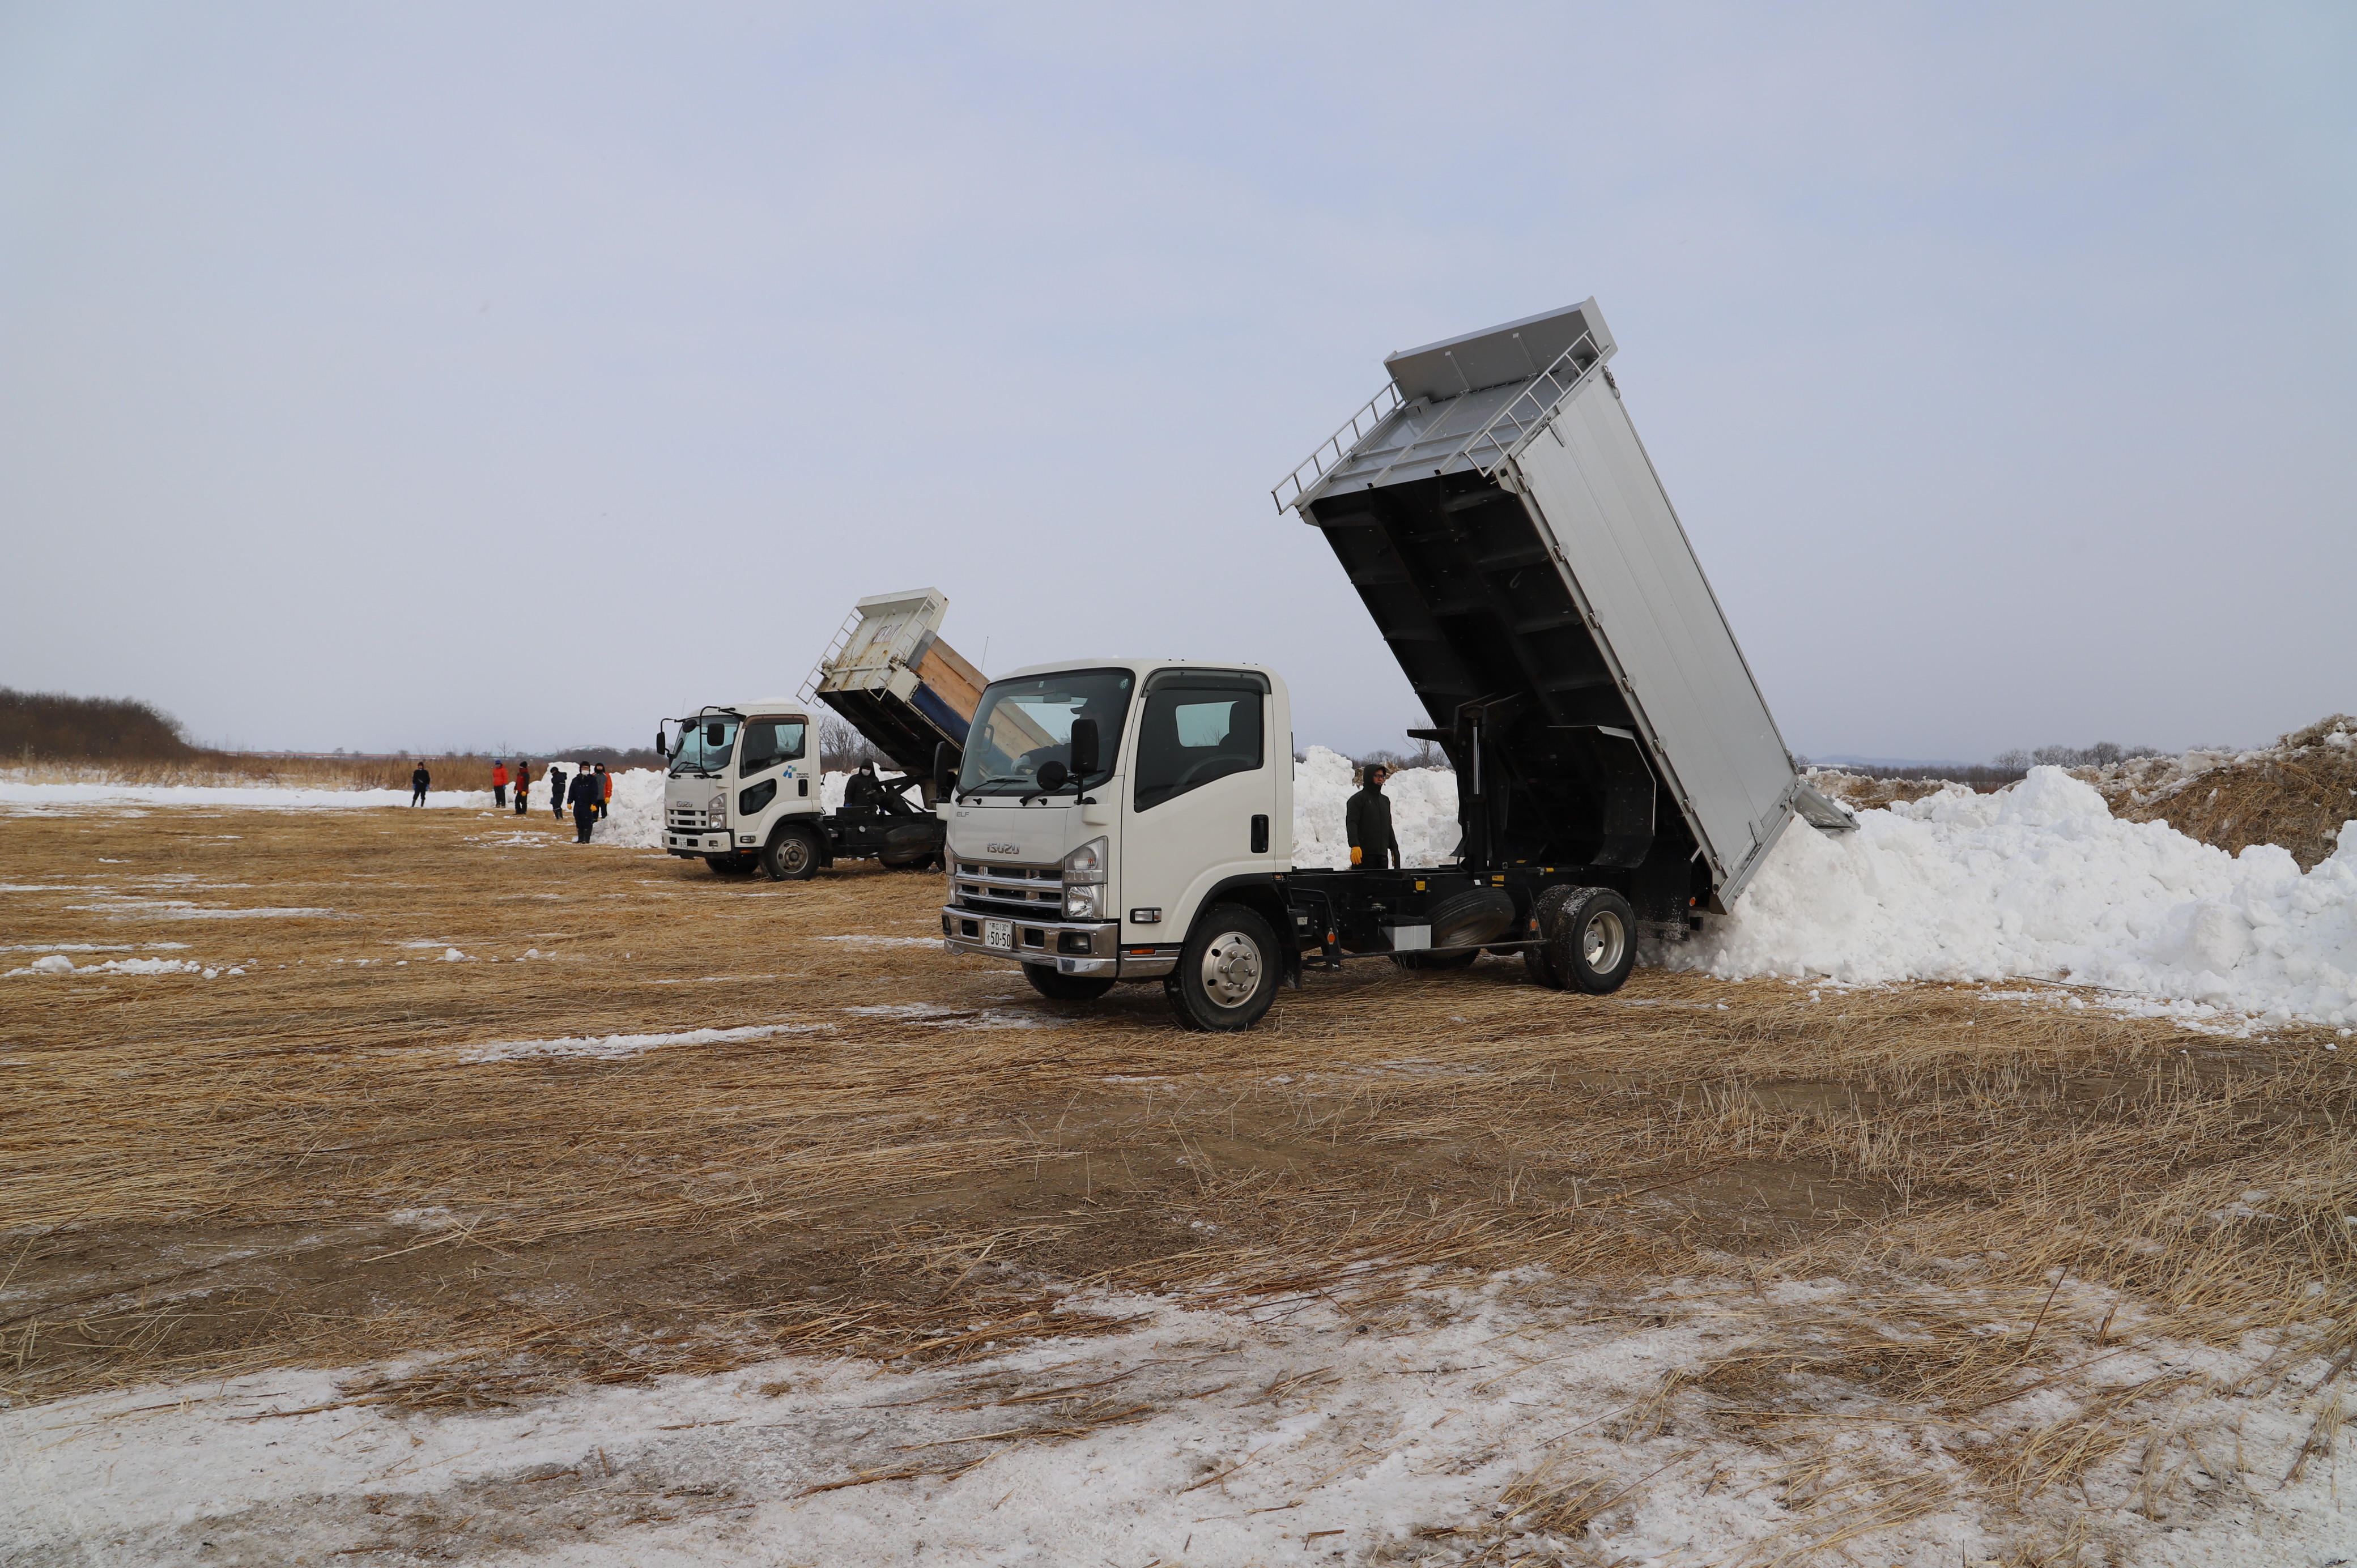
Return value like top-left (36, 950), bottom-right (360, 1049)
top-left (1198, 931), bottom-right (1263, 1007)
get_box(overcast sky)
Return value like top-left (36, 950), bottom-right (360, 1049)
top-left (3, 3), bottom-right (2350, 761)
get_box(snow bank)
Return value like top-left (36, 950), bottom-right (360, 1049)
top-left (1670, 767), bottom-right (2357, 1027)
top-left (1290, 745), bottom-right (1458, 868)
top-left (0, 780), bottom-right (493, 810)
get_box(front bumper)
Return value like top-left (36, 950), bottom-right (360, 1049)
top-left (665, 828), bottom-right (743, 856)
top-left (939, 907), bottom-right (1175, 978)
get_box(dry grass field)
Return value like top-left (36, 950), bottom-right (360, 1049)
top-left (4, 801), bottom-right (2353, 1562)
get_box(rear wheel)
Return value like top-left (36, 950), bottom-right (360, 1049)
top-left (1167, 904), bottom-right (1279, 1032)
top-left (1023, 965), bottom-right (1115, 1002)
top-left (1545, 887), bottom-right (1637, 994)
top-left (1522, 885), bottom-right (1582, 988)
top-left (762, 824), bottom-right (822, 881)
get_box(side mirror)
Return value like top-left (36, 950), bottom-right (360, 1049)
top-left (652, 728), bottom-right (668, 759)
top-left (705, 722), bottom-right (725, 748)
top-left (933, 741), bottom-right (955, 801)
top-left (1069, 718), bottom-right (1100, 777)
top-left (1036, 760), bottom-right (1069, 792)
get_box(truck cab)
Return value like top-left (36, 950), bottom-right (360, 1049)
top-left (939, 662), bottom-right (1292, 1019)
top-left (660, 703), bottom-right (826, 877)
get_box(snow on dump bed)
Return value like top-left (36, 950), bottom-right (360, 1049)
top-left (1665, 767), bottom-right (2357, 1028)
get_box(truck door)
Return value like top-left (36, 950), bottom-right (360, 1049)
top-left (1118, 670), bottom-right (1278, 941)
top-left (735, 715), bottom-right (812, 846)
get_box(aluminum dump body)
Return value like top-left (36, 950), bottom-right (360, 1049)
top-left (803, 589), bottom-right (986, 777)
top-left (1277, 301), bottom-right (1845, 913)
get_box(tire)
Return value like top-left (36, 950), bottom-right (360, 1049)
top-left (705, 853), bottom-right (756, 875)
top-left (1544, 887), bottom-right (1637, 994)
top-left (1023, 965), bottom-right (1116, 1002)
top-left (1167, 904), bottom-right (1280, 1033)
top-left (1522, 884), bottom-right (1584, 989)
top-left (1427, 888), bottom-right (1517, 951)
top-left (762, 824), bottom-right (822, 882)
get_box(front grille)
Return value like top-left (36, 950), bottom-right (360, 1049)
top-left (667, 807), bottom-right (720, 830)
top-left (952, 861), bottom-right (1061, 921)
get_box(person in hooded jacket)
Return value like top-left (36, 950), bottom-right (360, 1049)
top-left (599, 764), bottom-right (612, 820)
top-left (491, 759), bottom-right (508, 809)
top-left (567, 763), bottom-right (602, 843)
top-left (1346, 764), bottom-right (1398, 870)
top-left (410, 765), bottom-right (430, 807)
top-left (843, 760), bottom-right (883, 814)
top-left (546, 765), bottom-right (567, 821)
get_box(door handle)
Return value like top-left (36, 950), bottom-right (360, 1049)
top-left (1250, 814), bottom-right (1270, 854)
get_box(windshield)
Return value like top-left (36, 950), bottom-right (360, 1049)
top-left (668, 717), bottom-right (739, 777)
top-left (956, 668), bottom-right (1133, 797)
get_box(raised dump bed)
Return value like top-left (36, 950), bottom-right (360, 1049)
top-left (801, 588), bottom-right (986, 782)
top-left (1275, 300), bottom-right (1848, 921)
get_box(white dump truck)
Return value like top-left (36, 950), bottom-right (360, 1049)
top-left (936, 301), bottom-right (1850, 1029)
top-left (657, 589), bottom-right (985, 879)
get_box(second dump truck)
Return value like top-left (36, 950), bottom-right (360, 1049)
top-left (937, 300), bottom-right (1849, 1029)
top-left (657, 589), bottom-right (984, 877)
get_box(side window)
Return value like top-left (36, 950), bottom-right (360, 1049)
top-left (739, 719), bottom-right (806, 775)
top-left (1133, 684), bottom-right (1265, 811)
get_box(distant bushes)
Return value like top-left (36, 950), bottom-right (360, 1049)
top-left (0, 687), bottom-right (202, 762)
top-left (1994, 742), bottom-right (2163, 769)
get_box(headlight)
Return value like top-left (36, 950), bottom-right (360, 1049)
top-left (709, 794), bottom-right (727, 821)
top-left (1063, 883), bottom-right (1104, 919)
top-left (1063, 836), bottom-right (1107, 883)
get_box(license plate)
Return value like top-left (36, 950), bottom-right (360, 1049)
top-left (984, 919), bottom-right (1014, 951)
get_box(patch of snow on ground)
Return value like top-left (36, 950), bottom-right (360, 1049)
top-left (7, 956), bottom-right (209, 978)
top-left (3, 1277), bottom-right (2345, 1566)
top-left (0, 781), bottom-right (495, 811)
top-left (458, 1023), bottom-right (831, 1064)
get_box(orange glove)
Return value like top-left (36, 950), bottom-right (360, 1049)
top-left (1350, 845), bottom-right (1362, 866)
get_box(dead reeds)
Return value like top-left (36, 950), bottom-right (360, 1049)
top-left (5, 799), bottom-right (2352, 1556)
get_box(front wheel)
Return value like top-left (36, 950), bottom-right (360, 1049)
top-left (1543, 887), bottom-right (1637, 994)
top-left (1023, 965), bottom-right (1116, 1002)
top-left (1167, 904), bottom-right (1280, 1032)
top-left (762, 824), bottom-right (822, 881)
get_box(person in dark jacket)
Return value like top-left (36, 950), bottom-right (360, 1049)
top-left (513, 761), bottom-right (530, 815)
top-left (843, 760), bottom-right (883, 815)
top-left (546, 765), bottom-right (565, 820)
top-left (1345, 765), bottom-right (1398, 870)
top-left (567, 763), bottom-right (601, 843)
top-left (410, 765), bottom-right (430, 807)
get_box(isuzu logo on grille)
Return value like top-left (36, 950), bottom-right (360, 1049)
top-left (986, 842), bottom-right (1021, 855)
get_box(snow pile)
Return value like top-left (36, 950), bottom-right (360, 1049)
top-left (1673, 767), bottom-right (2357, 1026)
top-left (1289, 745), bottom-right (1459, 868)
